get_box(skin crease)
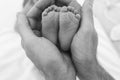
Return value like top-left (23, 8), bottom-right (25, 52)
top-left (15, 0), bottom-right (115, 80)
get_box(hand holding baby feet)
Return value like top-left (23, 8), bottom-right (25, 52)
top-left (71, 0), bottom-right (98, 68)
top-left (21, 0), bottom-right (115, 80)
top-left (16, 1), bottom-right (75, 80)
top-left (70, 0), bottom-right (114, 80)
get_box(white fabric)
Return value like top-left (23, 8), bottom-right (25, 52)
top-left (0, 0), bottom-right (120, 80)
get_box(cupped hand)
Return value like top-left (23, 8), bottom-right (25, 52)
top-left (18, 1), bottom-right (114, 80)
top-left (71, 0), bottom-right (98, 63)
top-left (23, 0), bottom-right (81, 36)
top-left (71, 0), bottom-right (99, 79)
top-left (16, 0), bottom-right (76, 80)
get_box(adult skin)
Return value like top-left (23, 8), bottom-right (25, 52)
top-left (16, 0), bottom-right (77, 80)
top-left (16, 0), bottom-right (115, 80)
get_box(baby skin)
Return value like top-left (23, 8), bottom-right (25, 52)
top-left (42, 5), bottom-right (80, 51)
top-left (59, 6), bottom-right (80, 51)
top-left (41, 5), bottom-right (80, 80)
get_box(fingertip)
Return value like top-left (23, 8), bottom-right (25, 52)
top-left (16, 12), bottom-right (37, 42)
top-left (17, 12), bottom-right (29, 26)
top-left (27, 0), bottom-right (54, 18)
top-left (80, 0), bottom-right (95, 34)
top-left (23, 0), bottom-right (34, 14)
top-left (82, 0), bottom-right (94, 22)
top-left (82, 0), bottom-right (94, 12)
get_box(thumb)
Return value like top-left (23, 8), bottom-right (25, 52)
top-left (23, 0), bottom-right (35, 14)
top-left (80, 0), bottom-right (94, 31)
top-left (16, 12), bottom-right (36, 43)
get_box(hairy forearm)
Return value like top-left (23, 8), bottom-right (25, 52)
top-left (74, 59), bottom-right (115, 80)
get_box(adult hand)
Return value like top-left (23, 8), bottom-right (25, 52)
top-left (16, 0), bottom-right (76, 80)
top-left (71, 0), bottom-right (98, 79)
top-left (71, 0), bottom-right (114, 80)
top-left (18, 0), bottom-right (115, 80)
top-left (71, 0), bottom-right (98, 66)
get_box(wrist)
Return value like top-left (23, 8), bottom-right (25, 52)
top-left (75, 58), bottom-right (98, 80)
top-left (75, 58), bottom-right (114, 80)
top-left (43, 61), bottom-right (75, 80)
top-left (96, 62), bottom-right (115, 80)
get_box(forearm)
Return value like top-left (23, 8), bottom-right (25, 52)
top-left (45, 70), bottom-right (75, 80)
top-left (95, 62), bottom-right (115, 80)
top-left (74, 59), bottom-right (115, 80)
top-left (42, 61), bottom-right (75, 80)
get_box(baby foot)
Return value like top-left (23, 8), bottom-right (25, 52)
top-left (59, 6), bottom-right (80, 51)
top-left (69, 0), bottom-right (81, 15)
top-left (42, 5), bottom-right (60, 44)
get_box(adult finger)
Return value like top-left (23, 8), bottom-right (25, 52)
top-left (16, 12), bottom-right (36, 43)
top-left (23, 0), bottom-right (38, 7)
top-left (23, 0), bottom-right (38, 30)
top-left (23, 0), bottom-right (35, 14)
top-left (80, 0), bottom-right (94, 31)
top-left (23, 0), bottom-right (42, 37)
top-left (26, 0), bottom-right (54, 30)
top-left (27, 0), bottom-right (54, 19)
top-left (76, 0), bottom-right (98, 49)
top-left (56, 0), bottom-right (73, 6)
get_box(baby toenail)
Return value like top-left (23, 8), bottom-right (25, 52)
top-left (54, 8), bottom-right (58, 12)
top-left (56, 7), bottom-right (61, 12)
top-left (75, 14), bottom-right (81, 19)
top-left (61, 6), bottom-right (68, 12)
top-left (48, 7), bottom-right (52, 10)
top-left (68, 6), bottom-right (72, 8)
top-left (43, 12), bottom-right (48, 16)
top-left (68, 6), bottom-right (74, 10)
top-left (45, 8), bottom-right (50, 13)
top-left (68, 6), bottom-right (74, 12)
top-left (74, 10), bottom-right (79, 15)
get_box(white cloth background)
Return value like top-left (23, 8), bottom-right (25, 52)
top-left (0, 0), bottom-right (120, 80)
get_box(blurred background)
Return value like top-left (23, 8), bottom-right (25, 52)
top-left (0, 0), bottom-right (120, 80)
